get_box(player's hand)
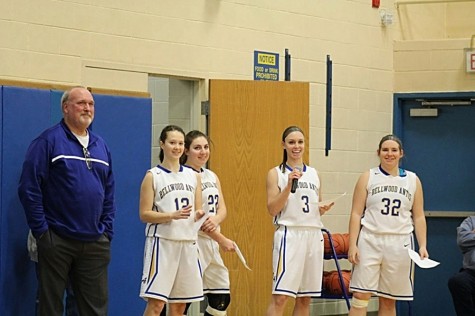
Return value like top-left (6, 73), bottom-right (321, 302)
top-left (195, 209), bottom-right (205, 221)
top-left (201, 216), bottom-right (218, 232)
top-left (319, 202), bottom-right (334, 215)
top-left (219, 238), bottom-right (236, 252)
top-left (172, 204), bottom-right (192, 220)
top-left (287, 168), bottom-right (302, 190)
top-left (418, 246), bottom-right (429, 260)
top-left (348, 245), bottom-right (359, 264)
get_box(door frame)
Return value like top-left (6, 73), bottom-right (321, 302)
top-left (393, 91), bottom-right (475, 138)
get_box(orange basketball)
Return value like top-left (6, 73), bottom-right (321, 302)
top-left (323, 234), bottom-right (332, 255)
top-left (341, 233), bottom-right (350, 254)
top-left (322, 270), bottom-right (335, 293)
top-left (322, 271), bottom-right (332, 290)
top-left (332, 234), bottom-right (345, 255)
top-left (324, 232), bottom-right (350, 255)
top-left (324, 233), bottom-right (342, 255)
top-left (324, 270), bottom-right (351, 296)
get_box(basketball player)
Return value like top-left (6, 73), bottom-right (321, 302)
top-left (139, 125), bottom-right (204, 316)
top-left (179, 130), bottom-right (235, 316)
top-left (347, 134), bottom-right (429, 316)
top-left (265, 126), bottom-right (333, 316)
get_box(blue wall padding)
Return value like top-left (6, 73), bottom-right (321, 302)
top-left (0, 86), bottom-right (151, 315)
top-left (93, 93), bottom-right (151, 315)
top-left (1, 86), bottom-right (51, 314)
top-left (50, 90), bottom-right (64, 125)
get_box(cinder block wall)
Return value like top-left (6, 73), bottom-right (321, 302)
top-left (394, 2), bottom-right (475, 92)
top-left (2, 0), bottom-right (473, 253)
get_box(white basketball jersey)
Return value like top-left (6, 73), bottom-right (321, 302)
top-left (145, 165), bottom-right (198, 241)
top-left (361, 166), bottom-right (417, 234)
top-left (274, 165), bottom-right (323, 228)
top-left (185, 167), bottom-right (222, 239)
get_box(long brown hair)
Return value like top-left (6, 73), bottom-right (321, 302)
top-left (158, 125), bottom-right (185, 162)
top-left (279, 126), bottom-right (304, 173)
top-left (180, 130), bottom-right (210, 165)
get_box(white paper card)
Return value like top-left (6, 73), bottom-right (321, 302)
top-left (314, 192), bottom-right (347, 207)
top-left (193, 213), bottom-right (210, 235)
top-left (234, 241), bottom-right (252, 271)
top-left (407, 248), bottom-right (440, 269)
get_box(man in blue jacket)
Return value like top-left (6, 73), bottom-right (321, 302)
top-left (448, 216), bottom-right (475, 316)
top-left (18, 86), bottom-right (116, 316)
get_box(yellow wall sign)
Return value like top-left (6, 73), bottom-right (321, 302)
top-left (466, 49), bottom-right (475, 73)
top-left (254, 51), bottom-right (279, 81)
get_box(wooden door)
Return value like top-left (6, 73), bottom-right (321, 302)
top-left (208, 80), bottom-right (309, 315)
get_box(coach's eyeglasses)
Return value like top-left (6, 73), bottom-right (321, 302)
top-left (83, 147), bottom-right (92, 170)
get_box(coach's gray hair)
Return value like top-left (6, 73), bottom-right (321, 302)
top-left (61, 86), bottom-right (88, 105)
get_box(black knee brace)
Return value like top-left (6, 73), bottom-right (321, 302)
top-left (160, 304), bottom-right (167, 316)
top-left (204, 293), bottom-right (231, 315)
top-left (184, 302), bottom-right (192, 314)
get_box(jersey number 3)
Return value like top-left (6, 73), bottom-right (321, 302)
top-left (301, 195), bottom-right (310, 213)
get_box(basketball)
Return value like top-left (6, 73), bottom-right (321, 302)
top-left (341, 233), bottom-right (350, 254)
top-left (323, 233), bottom-right (348, 255)
top-left (322, 271), bottom-right (332, 290)
top-left (323, 270), bottom-right (351, 296)
top-left (323, 234), bottom-right (332, 255)
top-left (332, 234), bottom-right (345, 255)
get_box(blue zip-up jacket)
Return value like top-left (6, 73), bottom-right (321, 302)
top-left (18, 119), bottom-right (116, 242)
